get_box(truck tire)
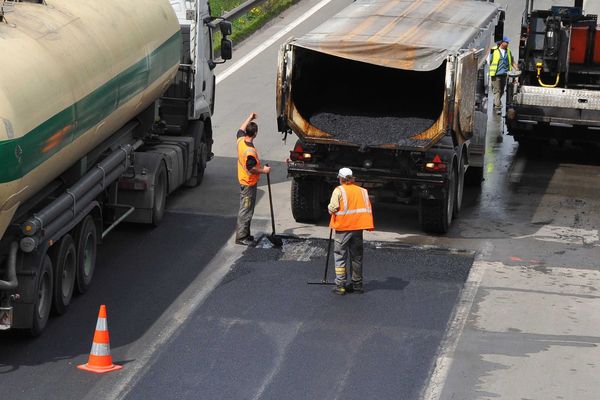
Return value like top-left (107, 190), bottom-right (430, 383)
top-left (464, 165), bottom-right (484, 186)
top-left (291, 178), bottom-right (322, 223)
top-left (152, 163), bottom-right (167, 226)
top-left (75, 215), bottom-right (97, 294)
top-left (454, 154), bottom-right (465, 217)
top-left (29, 255), bottom-right (53, 336)
top-left (50, 234), bottom-right (77, 315)
top-left (185, 121), bottom-right (208, 187)
top-left (419, 166), bottom-right (457, 234)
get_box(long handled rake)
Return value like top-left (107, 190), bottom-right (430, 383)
top-left (308, 229), bottom-right (336, 285)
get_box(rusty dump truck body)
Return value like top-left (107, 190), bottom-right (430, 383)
top-left (277, 0), bottom-right (503, 233)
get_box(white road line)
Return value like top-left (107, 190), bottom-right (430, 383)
top-left (82, 234), bottom-right (244, 400)
top-left (215, 0), bottom-right (335, 85)
top-left (421, 243), bottom-right (494, 400)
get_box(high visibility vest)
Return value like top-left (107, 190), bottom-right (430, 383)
top-left (237, 137), bottom-right (260, 186)
top-left (329, 184), bottom-right (374, 232)
top-left (489, 46), bottom-right (513, 77)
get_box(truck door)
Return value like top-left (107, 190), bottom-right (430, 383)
top-left (276, 40), bottom-right (294, 132)
top-left (195, 0), bottom-right (215, 117)
top-left (453, 50), bottom-right (479, 144)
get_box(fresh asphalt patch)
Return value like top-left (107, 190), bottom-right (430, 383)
top-left (125, 238), bottom-right (474, 400)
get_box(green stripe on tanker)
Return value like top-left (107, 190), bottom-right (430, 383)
top-left (0, 32), bottom-right (180, 184)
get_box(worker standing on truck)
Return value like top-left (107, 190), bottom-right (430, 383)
top-left (235, 112), bottom-right (271, 246)
top-left (328, 168), bottom-right (374, 295)
top-left (489, 36), bottom-right (518, 115)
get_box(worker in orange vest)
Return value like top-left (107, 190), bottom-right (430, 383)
top-left (235, 112), bottom-right (271, 246)
top-left (328, 168), bottom-right (374, 295)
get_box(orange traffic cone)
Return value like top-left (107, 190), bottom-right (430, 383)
top-left (77, 304), bottom-right (123, 374)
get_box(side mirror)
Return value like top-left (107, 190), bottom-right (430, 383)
top-left (221, 38), bottom-right (233, 60)
top-left (219, 20), bottom-right (232, 37)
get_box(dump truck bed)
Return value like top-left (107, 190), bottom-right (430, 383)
top-left (283, 0), bottom-right (500, 150)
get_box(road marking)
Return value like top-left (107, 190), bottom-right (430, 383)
top-left (215, 0), bottom-right (336, 85)
top-left (515, 225), bottom-right (599, 246)
top-left (508, 155), bottom-right (527, 184)
top-left (82, 234), bottom-right (244, 400)
top-left (421, 242), bottom-right (494, 400)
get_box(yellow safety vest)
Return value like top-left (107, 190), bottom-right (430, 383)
top-left (489, 46), bottom-right (513, 77)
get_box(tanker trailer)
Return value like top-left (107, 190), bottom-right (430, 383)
top-left (277, 0), bottom-right (504, 233)
top-left (0, 0), bottom-right (232, 335)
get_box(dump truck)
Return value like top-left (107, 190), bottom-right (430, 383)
top-left (506, 0), bottom-right (600, 145)
top-left (0, 0), bottom-right (232, 335)
top-left (276, 0), bottom-right (504, 233)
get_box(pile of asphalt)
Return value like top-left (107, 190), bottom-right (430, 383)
top-left (309, 112), bottom-right (436, 146)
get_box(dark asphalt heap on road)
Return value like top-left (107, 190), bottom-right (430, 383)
top-left (309, 112), bottom-right (436, 146)
top-left (125, 239), bottom-right (473, 400)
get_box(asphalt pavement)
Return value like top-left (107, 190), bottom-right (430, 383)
top-left (2, 0), bottom-right (600, 399)
top-left (123, 240), bottom-right (474, 400)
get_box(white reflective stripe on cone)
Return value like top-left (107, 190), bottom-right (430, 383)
top-left (91, 343), bottom-right (111, 356)
top-left (96, 317), bottom-right (107, 331)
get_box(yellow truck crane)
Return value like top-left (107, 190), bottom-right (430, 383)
top-left (277, 0), bottom-right (504, 233)
top-left (0, 0), bottom-right (232, 335)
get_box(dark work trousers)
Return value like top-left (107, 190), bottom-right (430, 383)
top-left (333, 230), bottom-right (363, 287)
top-left (236, 184), bottom-right (257, 240)
top-left (491, 74), bottom-right (507, 109)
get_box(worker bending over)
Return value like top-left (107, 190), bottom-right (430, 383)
top-left (328, 168), bottom-right (374, 295)
top-left (235, 112), bottom-right (271, 246)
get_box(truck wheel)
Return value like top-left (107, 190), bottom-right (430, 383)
top-left (419, 166), bottom-right (456, 234)
top-left (185, 122), bottom-right (208, 188)
top-left (75, 215), bottom-right (97, 294)
top-left (152, 163), bottom-right (167, 226)
top-left (464, 165), bottom-right (484, 186)
top-left (29, 255), bottom-right (53, 336)
top-left (454, 155), bottom-right (465, 217)
top-left (51, 234), bottom-right (77, 315)
top-left (291, 178), bottom-right (322, 223)
top-left (193, 141), bottom-right (208, 186)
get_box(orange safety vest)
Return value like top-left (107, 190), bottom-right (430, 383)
top-left (329, 183), bottom-right (374, 231)
top-left (237, 137), bottom-right (261, 186)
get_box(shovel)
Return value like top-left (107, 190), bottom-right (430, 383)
top-left (265, 166), bottom-right (283, 248)
top-left (307, 228), bottom-right (336, 285)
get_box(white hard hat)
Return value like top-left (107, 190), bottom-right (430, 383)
top-left (338, 167), bottom-right (353, 179)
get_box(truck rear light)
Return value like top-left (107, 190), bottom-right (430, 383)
top-left (289, 142), bottom-right (312, 161)
top-left (424, 154), bottom-right (447, 172)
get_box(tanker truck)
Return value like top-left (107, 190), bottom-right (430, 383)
top-left (505, 0), bottom-right (600, 146)
top-left (0, 0), bottom-right (232, 335)
top-left (277, 0), bottom-right (504, 233)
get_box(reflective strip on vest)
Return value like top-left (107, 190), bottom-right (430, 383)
top-left (90, 342), bottom-right (111, 356)
top-left (335, 186), bottom-right (372, 216)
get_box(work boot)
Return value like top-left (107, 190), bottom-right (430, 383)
top-left (333, 286), bottom-right (346, 296)
top-left (352, 282), bottom-right (364, 294)
top-left (235, 237), bottom-right (255, 246)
